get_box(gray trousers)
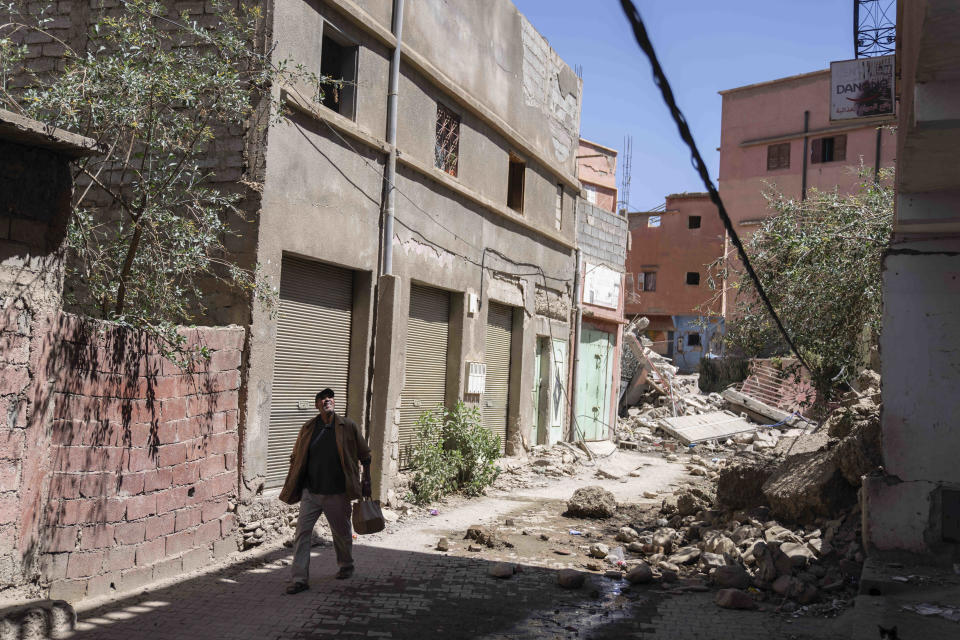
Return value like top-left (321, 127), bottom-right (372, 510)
top-left (291, 489), bottom-right (353, 583)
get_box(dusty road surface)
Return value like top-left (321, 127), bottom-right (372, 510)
top-left (66, 450), bottom-right (847, 639)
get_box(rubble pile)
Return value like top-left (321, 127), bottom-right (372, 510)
top-left (492, 442), bottom-right (584, 490)
top-left (565, 484), bottom-right (865, 614)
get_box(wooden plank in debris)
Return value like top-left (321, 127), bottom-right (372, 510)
top-left (721, 388), bottom-right (807, 428)
top-left (658, 411), bottom-right (757, 445)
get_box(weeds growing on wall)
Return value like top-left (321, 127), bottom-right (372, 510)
top-left (409, 402), bottom-right (501, 505)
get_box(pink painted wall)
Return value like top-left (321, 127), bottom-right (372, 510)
top-left (577, 139), bottom-right (618, 213)
top-left (718, 70), bottom-right (897, 232)
top-left (625, 194), bottom-right (725, 319)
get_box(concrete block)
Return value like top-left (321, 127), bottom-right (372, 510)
top-left (48, 579), bottom-right (87, 603)
top-left (118, 565), bottom-right (152, 593)
top-left (181, 547), bottom-right (211, 573)
top-left (151, 556), bottom-right (183, 583)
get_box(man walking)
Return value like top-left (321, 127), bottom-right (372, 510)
top-left (279, 388), bottom-right (372, 593)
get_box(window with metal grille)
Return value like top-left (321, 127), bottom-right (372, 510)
top-left (811, 135), bottom-right (846, 163)
top-left (435, 103), bottom-right (460, 176)
top-left (642, 271), bottom-right (657, 292)
top-left (766, 142), bottom-right (791, 170)
top-left (688, 215), bottom-right (701, 229)
top-left (686, 271), bottom-right (700, 286)
top-left (507, 154), bottom-right (525, 212)
top-left (320, 31), bottom-right (358, 119)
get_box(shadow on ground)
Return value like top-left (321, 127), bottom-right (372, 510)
top-left (67, 541), bottom-right (847, 640)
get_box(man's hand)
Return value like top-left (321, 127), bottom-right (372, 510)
top-left (361, 465), bottom-right (372, 497)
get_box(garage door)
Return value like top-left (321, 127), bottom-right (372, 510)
top-left (266, 256), bottom-right (353, 488)
top-left (483, 302), bottom-right (513, 452)
top-left (398, 284), bottom-right (450, 468)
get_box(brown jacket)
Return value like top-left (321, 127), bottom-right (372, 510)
top-left (279, 412), bottom-right (372, 505)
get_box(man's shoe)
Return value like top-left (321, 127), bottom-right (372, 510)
top-left (285, 581), bottom-right (309, 594)
top-left (335, 566), bottom-right (354, 580)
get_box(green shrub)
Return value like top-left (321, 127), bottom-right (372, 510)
top-left (408, 402), bottom-right (501, 504)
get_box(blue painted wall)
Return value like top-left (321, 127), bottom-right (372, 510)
top-left (672, 315), bottom-right (724, 373)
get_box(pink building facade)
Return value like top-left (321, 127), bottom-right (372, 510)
top-left (576, 139), bottom-right (618, 213)
top-left (718, 69), bottom-right (897, 314)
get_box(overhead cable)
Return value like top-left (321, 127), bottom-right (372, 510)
top-left (618, 0), bottom-right (812, 372)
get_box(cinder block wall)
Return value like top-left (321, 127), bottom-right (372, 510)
top-left (0, 312), bottom-right (244, 602)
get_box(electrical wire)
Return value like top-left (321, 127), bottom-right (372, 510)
top-left (618, 0), bottom-right (812, 373)
top-left (285, 86), bottom-right (573, 285)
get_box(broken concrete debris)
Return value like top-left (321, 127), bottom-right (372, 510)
top-left (566, 486), bottom-right (617, 518)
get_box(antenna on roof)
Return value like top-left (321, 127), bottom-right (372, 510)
top-left (618, 135), bottom-right (633, 215)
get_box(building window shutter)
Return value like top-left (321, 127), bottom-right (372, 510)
top-left (835, 134), bottom-right (847, 162)
top-left (811, 138), bottom-right (822, 164)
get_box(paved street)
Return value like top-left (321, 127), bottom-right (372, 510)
top-left (68, 542), bottom-right (846, 640)
top-left (66, 452), bottom-right (848, 640)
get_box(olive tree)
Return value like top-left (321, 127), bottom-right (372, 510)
top-left (0, 0), bottom-right (329, 358)
top-left (718, 168), bottom-right (893, 399)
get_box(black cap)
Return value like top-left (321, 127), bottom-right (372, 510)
top-left (316, 388), bottom-right (335, 402)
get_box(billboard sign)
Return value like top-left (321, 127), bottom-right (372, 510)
top-left (830, 55), bottom-right (895, 121)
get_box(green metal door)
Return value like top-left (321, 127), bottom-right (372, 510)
top-left (533, 338), bottom-right (545, 444)
top-left (549, 339), bottom-right (566, 445)
top-left (576, 327), bottom-right (613, 441)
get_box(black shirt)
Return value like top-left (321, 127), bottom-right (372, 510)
top-left (306, 415), bottom-right (346, 495)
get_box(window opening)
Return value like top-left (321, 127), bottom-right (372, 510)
top-left (507, 154), bottom-right (525, 212)
top-left (554, 184), bottom-right (563, 230)
top-left (687, 333), bottom-right (701, 347)
top-left (647, 215), bottom-right (661, 228)
top-left (686, 272), bottom-right (700, 286)
top-left (766, 142), bottom-right (791, 170)
top-left (435, 103), bottom-right (460, 176)
top-left (688, 215), bottom-right (701, 229)
top-left (811, 135), bottom-right (846, 164)
top-left (320, 30), bottom-right (358, 119)
top-left (642, 271), bottom-right (657, 292)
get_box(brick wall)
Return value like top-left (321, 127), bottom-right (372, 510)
top-left (3, 0), bottom-right (268, 327)
top-left (577, 199), bottom-right (628, 271)
top-left (0, 310), bottom-right (244, 602)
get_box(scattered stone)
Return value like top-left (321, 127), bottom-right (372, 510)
top-left (779, 541), bottom-right (815, 568)
top-left (698, 552), bottom-right (727, 571)
top-left (465, 524), bottom-right (501, 548)
top-left (668, 547), bottom-right (701, 565)
top-left (566, 486), bottom-right (617, 518)
top-left (468, 544), bottom-right (482, 552)
top-left (626, 542), bottom-right (644, 553)
top-left (589, 543), bottom-right (609, 559)
top-left (616, 527), bottom-right (639, 542)
top-left (539, 533), bottom-right (549, 541)
top-left (715, 588), bottom-right (758, 610)
top-left (436, 537), bottom-right (449, 552)
top-left (710, 565), bottom-right (751, 589)
top-left (554, 549), bottom-right (572, 556)
top-left (625, 564), bottom-right (653, 584)
top-left (489, 563), bottom-right (515, 579)
top-left (557, 569), bottom-right (586, 589)
top-left (585, 561), bottom-right (603, 571)
top-left (643, 491), bottom-right (658, 499)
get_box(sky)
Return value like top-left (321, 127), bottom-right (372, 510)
top-left (512, 0), bottom-right (855, 211)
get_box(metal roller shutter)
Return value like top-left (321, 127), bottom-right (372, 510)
top-left (266, 256), bottom-right (353, 488)
top-left (483, 302), bottom-right (513, 452)
top-left (398, 284), bottom-right (450, 468)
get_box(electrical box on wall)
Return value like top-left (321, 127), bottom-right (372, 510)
top-left (466, 361), bottom-right (486, 394)
top-left (467, 292), bottom-right (479, 316)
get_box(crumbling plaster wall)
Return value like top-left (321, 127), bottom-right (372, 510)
top-left (401, 0), bottom-right (581, 175)
top-left (865, 242), bottom-right (960, 557)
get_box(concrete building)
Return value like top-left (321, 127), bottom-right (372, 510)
top-left (573, 199), bottom-right (627, 442)
top-left (863, 0), bottom-right (960, 560)
top-left (718, 68), bottom-right (897, 233)
top-left (624, 193), bottom-right (725, 372)
top-left (238, 0), bottom-right (582, 506)
top-left (576, 139), bottom-right (618, 213)
top-left (4, 0), bottom-right (583, 550)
